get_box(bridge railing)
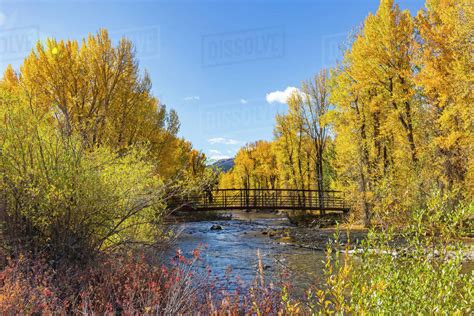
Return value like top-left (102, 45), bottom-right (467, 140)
top-left (171, 189), bottom-right (348, 212)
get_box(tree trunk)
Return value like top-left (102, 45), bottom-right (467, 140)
top-left (316, 148), bottom-right (325, 215)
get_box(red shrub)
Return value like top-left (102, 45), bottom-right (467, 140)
top-left (0, 249), bottom-right (289, 315)
top-left (0, 249), bottom-right (213, 314)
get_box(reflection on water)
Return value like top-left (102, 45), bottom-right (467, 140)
top-left (164, 211), bottom-right (326, 291)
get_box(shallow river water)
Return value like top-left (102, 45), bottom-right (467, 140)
top-left (164, 211), bottom-right (473, 293)
top-left (164, 211), bottom-right (326, 291)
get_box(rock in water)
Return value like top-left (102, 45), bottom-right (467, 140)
top-left (210, 224), bottom-right (222, 231)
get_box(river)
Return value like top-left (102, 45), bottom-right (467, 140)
top-left (164, 210), bottom-right (473, 293)
top-left (164, 211), bottom-right (327, 292)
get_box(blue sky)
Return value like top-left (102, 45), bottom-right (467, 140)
top-left (0, 0), bottom-right (425, 161)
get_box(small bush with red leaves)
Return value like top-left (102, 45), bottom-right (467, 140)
top-left (0, 249), bottom-right (214, 314)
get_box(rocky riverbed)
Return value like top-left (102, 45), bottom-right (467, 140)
top-left (263, 226), bottom-right (368, 250)
top-left (165, 210), bottom-right (473, 291)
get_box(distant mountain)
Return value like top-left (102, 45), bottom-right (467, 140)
top-left (210, 158), bottom-right (234, 172)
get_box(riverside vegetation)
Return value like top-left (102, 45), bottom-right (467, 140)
top-left (0, 0), bottom-right (473, 314)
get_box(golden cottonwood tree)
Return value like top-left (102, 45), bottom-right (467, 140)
top-left (301, 70), bottom-right (331, 191)
top-left (330, 0), bottom-right (424, 225)
top-left (274, 109), bottom-right (309, 191)
top-left (7, 29), bottom-right (204, 179)
top-left (287, 70), bottom-right (333, 210)
top-left (220, 73), bottom-right (334, 212)
top-left (416, 0), bottom-right (473, 201)
top-left (221, 141), bottom-right (278, 190)
top-left (329, 0), bottom-right (473, 226)
top-left (0, 30), bottom-right (209, 259)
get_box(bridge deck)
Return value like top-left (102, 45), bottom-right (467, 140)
top-left (170, 189), bottom-right (349, 213)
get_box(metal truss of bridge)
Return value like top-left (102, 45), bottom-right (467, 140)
top-left (170, 189), bottom-right (349, 214)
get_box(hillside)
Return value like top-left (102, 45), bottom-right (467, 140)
top-left (210, 158), bottom-right (234, 172)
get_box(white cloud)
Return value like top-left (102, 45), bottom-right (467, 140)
top-left (265, 86), bottom-right (301, 104)
top-left (209, 154), bottom-right (231, 160)
top-left (208, 137), bottom-right (241, 145)
top-left (184, 96), bottom-right (200, 101)
top-left (240, 98), bottom-right (248, 104)
top-left (208, 149), bottom-right (231, 160)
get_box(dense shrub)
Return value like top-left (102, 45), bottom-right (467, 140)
top-left (0, 87), bottom-right (165, 262)
top-left (0, 248), bottom-right (289, 314)
top-left (0, 250), bottom-right (211, 314)
top-left (311, 197), bottom-right (473, 314)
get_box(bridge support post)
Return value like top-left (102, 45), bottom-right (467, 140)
top-left (224, 190), bottom-right (226, 209)
top-left (319, 190), bottom-right (325, 216)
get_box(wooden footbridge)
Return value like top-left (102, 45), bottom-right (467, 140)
top-left (170, 189), bottom-right (349, 214)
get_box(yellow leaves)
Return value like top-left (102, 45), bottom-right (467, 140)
top-left (434, 132), bottom-right (464, 151)
top-left (414, 0), bottom-right (473, 191)
top-left (1, 65), bottom-right (19, 90)
top-left (227, 140), bottom-right (279, 190)
top-left (329, 0), bottom-right (435, 224)
top-left (280, 286), bottom-right (301, 315)
top-left (0, 79), bottom-right (168, 252)
top-left (3, 29), bottom-right (201, 181)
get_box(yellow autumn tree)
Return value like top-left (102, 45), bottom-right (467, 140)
top-left (274, 100), bottom-right (312, 191)
top-left (0, 29), bottom-right (209, 259)
top-left (225, 141), bottom-right (279, 190)
top-left (8, 29), bottom-right (205, 179)
top-left (330, 0), bottom-right (424, 225)
top-left (416, 0), bottom-right (473, 202)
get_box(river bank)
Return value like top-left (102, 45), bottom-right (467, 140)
top-left (268, 226), bottom-right (367, 250)
top-left (264, 221), bottom-right (474, 276)
top-left (167, 210), bottom-right (474, 277)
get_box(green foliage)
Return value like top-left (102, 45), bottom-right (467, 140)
top-left (315, 195), bottom-right (473, 314)
top-left (0, 88), bottom-right (165, 261)
top-left (311, 229), bottom-right (353, 314)
top-left (0, 30), bottom-right (209, 262)
top-left (351, 232), bottom-right (472, 313)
